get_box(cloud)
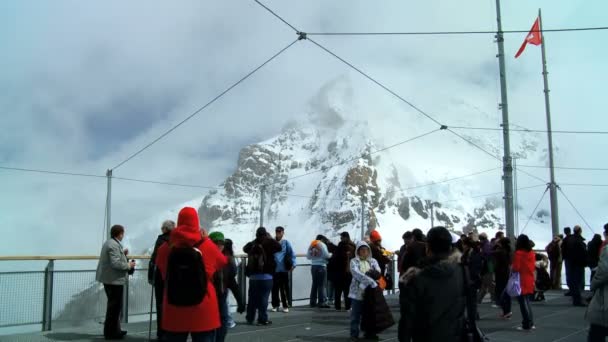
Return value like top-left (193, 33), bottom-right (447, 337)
top-left (1, 0), bottom-right (606, 258)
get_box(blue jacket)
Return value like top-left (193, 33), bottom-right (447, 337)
top-left (274, 239), bottom-right (296, 273)
top-left (307, 241), bottom-right (331, 266)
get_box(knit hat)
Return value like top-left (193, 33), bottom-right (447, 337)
top-left (310, 240), bottom-right (319, 248)
top-left (209, 231), bottom-right (225, 244)
top-left (370, 230), bottom-right (382, 242)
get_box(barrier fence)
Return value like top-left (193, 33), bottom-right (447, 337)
top-left (0, 254), bottom-right (398, 333)
top-left (1, 249), bottom-right (583, 333)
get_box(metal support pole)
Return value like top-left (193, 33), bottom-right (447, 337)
top-left (288, 268), bottom-right (293, 307)
top-left (361, 198), bottom-right (365, 241)
top-left (105, 169), bottom-right (113, 240)
top-left (495, 0), bottom-right (516, 240)
top-left (539, 9), bottom-right (560, 238)
top-left (514, 158), bottom-right (520, 236)
top-left (42, 260), bottom-right (54, 331)
top-left (238, 256), bottom-right (247, 309)
top-left (259, 185), bottom-right (266, 227)
top-left (121, 279), bottom-right (129, 324)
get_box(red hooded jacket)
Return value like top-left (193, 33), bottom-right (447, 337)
top-left (155, 207), bottom-right (227, 332)
top-left (512, 250), bottom-right (536, 295)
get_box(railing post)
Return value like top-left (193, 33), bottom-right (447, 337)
top-left (288, 269), bottom-right (293, 307)
top-left (121, 279), bottom-right (129, 324)
top-left (389, 255), bottom-right (396, 295)
top-left (42, 260), bottom-right (54, 331)
top-left (238, 256), bottom-right (247, 309)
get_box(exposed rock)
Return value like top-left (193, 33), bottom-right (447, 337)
top-left (398, 197), bottom-right (411, 220)
top-left (327, 210), bottom-right (355, 229)
top-left (411, 197), bottom-right (428, 219)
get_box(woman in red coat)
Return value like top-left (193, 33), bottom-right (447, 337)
top-left (512, 234), bottom-right (536, 331)
top-left (155, 207), bottom-right (227, 342)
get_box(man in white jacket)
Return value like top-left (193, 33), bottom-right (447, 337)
top-left (96, 225), bottom-right (135, 340)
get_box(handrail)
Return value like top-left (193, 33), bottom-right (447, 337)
top-left (0, 253), bottom-right (311, 261)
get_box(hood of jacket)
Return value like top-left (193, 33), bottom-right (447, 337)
top-left (170, 207), bottom-right (203, 247)
top-left (419, 250), bottom-right (462, 280)
top-left (355, 241), bottom-right (370, 257)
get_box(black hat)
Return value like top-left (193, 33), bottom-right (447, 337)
top-left (340, 232), bottom-right (350, 239)
top-left (275, 226), bottom-right (285, 232)
top-left (256, 227), bottom-right (267, 238)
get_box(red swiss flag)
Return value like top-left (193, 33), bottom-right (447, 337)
top-left (515, 17), bottom-right (542, 58)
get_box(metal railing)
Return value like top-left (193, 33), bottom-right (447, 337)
top-left (1, 253), bottom-right (399, 333)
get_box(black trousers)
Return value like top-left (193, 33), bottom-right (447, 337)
top-left (588, 324), bottom-right (608, 342)
top-left (334, 273), bottom-right (352, 310)
top-left (570, 265), bottom-right (585, 305)
top-left (271, 272), bottom-right (289, 308)
top-left (103, 284), bottom-right (123, 338)
top-left (154, 272), bottom-right (165, 338)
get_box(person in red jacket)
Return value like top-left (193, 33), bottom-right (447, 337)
top-left (155, 207), bottom-right (227, 342)
top-left (512, 234), bottom-right (536, 331)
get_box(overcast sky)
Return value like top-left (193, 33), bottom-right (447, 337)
top-left (1, 0), bottom-right (606, 258)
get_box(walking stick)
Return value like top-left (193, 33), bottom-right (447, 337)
top-left (148, 266), bottom-right (155, 342)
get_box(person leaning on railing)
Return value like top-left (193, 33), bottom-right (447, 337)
top-left (148, 219), bottom-right (175, 341)
top-left (96, 224), bottom-right (136, 340)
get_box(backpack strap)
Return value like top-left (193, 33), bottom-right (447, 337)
top-left (193, 238), bottom-right (205, 248)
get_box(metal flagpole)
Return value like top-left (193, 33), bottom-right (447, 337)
top-left (105, 169), bottom-right (113, 240)
top-left (495, 0), bottom-right (516, 240)
top-left (538, 9), bottom-right (560, 238)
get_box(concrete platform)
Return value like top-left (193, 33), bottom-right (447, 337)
top-left (0, 291), bottom-right (590, 341)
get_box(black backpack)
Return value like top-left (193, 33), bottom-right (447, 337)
top-left (246, 242), bottom-right (266, 276)
top-left (166, 239), bottom-right (207, 306)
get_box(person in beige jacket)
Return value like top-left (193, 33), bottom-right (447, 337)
top-left (96, 225), bottom-right (135, 340)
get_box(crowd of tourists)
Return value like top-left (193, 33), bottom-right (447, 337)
top-left (95, 207), bottom-right (608, 341)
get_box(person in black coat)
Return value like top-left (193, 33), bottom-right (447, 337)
top-left (562, 226), bottom-right (588, 306)
top-left (561, 227), bottom-right (573, 295)
top-left (399, 232), bottom-right (426, 274)
top-left (492, 238), bottom-right (512, 318)
top-left (588, 234), bottom-right (603, 282)
top-left (243, 227), bottom-right (282, 325)
top-left (333, 232), bottom-right (356, 310)
top-left (148, 220), bottom-right (174, 340)
top-left (398, 226), bottom-right (466, 342)
top-left (461, 237), bottom-right (483, 321)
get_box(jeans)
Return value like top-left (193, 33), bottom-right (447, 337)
top-left (216, 291), bottom-right (229, 342)
top-left (350, 299), bottom-right (363, 338)
top-left (246, 279), bottom-right (273, 323)
top-left (517, 295), bottom-right (534, 329)
top-left (565, 260), bottom-right (571, 291)
top-left (165, 331), bottom-right (216, 342)
top-left (226, 294), bottom-right (235, 327)
top-left (570, 265), bottom-right (585, 305)
top-left (498, 289), bottom-right (512, 315)
top-left (478, 273), bottom-right (495, 303)
top-left (271, 272), bottom-right (289, 309)
top-left (102, 284), bottom-right (123, 338)
top-left (327, 279), bottom-right (335, 302)
top-left (588, 324), bottom-right (608, 342)
top-left (335, 274), bottom-right (352, 310)
top-left (310, 265), bottom-right (327, 306)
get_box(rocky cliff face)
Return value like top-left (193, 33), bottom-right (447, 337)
top-left (191, 78), bottom-right (543, 251)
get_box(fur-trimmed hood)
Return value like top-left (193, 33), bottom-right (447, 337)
top-left (400, 249), bottom-right (462, 285)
